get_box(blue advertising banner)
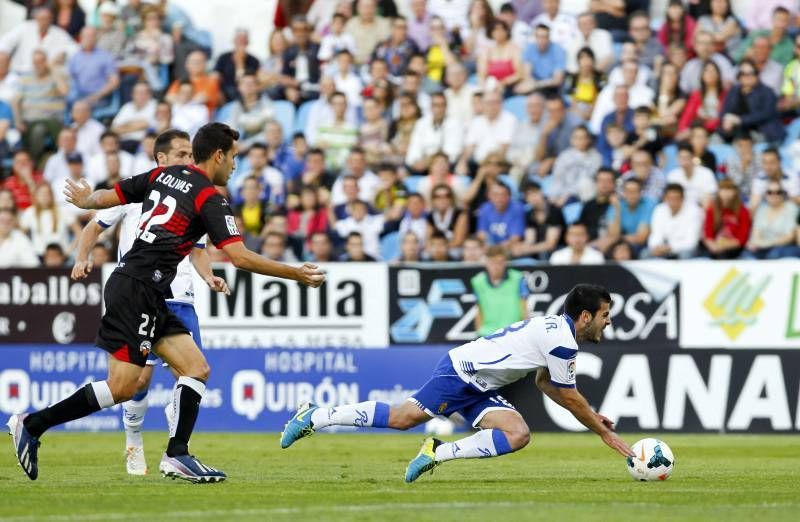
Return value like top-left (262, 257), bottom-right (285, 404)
top-left (0, 345), bottom-right (450, 432)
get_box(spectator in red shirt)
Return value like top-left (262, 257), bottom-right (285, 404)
top-left (658, 0), bottom-right (697, 56)
top-left (677, 60), bottom-right (727, 138)
top-left (703, 179), bottom-right (751, 259)
top-left (0, 150), bottom-right (43, 210)
top-left (288, 185), bottom-right (330, 255)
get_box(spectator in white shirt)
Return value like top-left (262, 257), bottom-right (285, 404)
top-left (224, 74), bottom-right (274, 152)
top-left (71, 100), bottom-right (105, 160)
top-left (443, 62), bottom-right (477, 126)
top-left (549, 221), bottom-right (605, 264)
top-left (0, 7), bottom-right (78, 74)
top-left (86, 131), bottom-right (134, 186)
top-left (531, 0), bottom-right (579, 52)
top-left (508, 92), bottom-right (547, 182)
top-left (456, 90), bottom-right (516, 175)
top-left (566, 12), bottom-right (614, 73)
top-left (131, 131), bottom-right (158, 174)
top-left (0, 208), bottom-right (40, 268)
top-left (405, 92), bottom-right (463, 172)
top-left (335, 200), bottom-right (384, 259)
top-left (52, 151), bottom-right (90, 224)
top-left (645, 183), bottom-right (703, 259)
top-left (43, 128), bottom-right (77, 183)
top-left (171, 80), bottom-right (209, 137)
top-left (111, 81), bottom-right (157, 151)
top-left (330, 148), bottom-right (381, 206)
top-left (331, 50), bottom-right (364, 109)
top-left (318, 13), bottom-right (358, 63)
top-left (667, 142), bottom-right (719, 208)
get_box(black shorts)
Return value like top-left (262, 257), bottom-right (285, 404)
top-left (96, 272), bottom-right (190, 367)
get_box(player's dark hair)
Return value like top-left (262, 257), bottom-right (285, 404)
top-left (192, 123), bottom-right (240, 163)
top-left (153, 129), bottom-right (190, 161)
top-left (564, 284), bottom-right (612, 321)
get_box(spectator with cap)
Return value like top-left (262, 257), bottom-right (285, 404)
top-left (96, 2), bottom-right (127, 59)
top-left (720, 59), bottom-right (785, 144)
top-left (214, 28), bottom-right (260, 102)
top-left (70, 100), bottom-right (105, 160)
top-left (0, 208), bottom-right (40, 268)
top-left (0, 6), bottom-right (77, 74)
top-left (110, 81), bottom-right (157, 152)
top-left (565, 12), bottom-right (613, 74)
top-left (11, 49), bottom-right (69, 161)
top-left (68, 26), bottom-right (120, 108)
top-left (471, 245), bottom-right (529, 336)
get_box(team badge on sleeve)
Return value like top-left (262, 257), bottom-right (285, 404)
top-left (225, 215), bottom-right (239, 235)
top-left (567, 359), bottom-right (576, 381)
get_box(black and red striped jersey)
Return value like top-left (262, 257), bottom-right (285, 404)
top-left (112, 164), bottom-right (242, 295)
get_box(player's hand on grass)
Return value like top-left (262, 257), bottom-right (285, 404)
top-left (64, 178), bottom-right (93, 209)
top-left (297, 263), bottom-right (326, 288)
top-left (71, 259), bottom-right (93, 280)
top-left (601, 430), bottom-right (635, 458)
top-left (205, 275), bottom-right (230, 295)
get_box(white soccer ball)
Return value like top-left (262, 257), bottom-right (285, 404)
top-left (626, 438), bottom-right (675, 481)
top-left (424, 417), bottom-right (455, 436)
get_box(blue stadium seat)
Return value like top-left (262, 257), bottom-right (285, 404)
top-left (214, 101), bottom-right (236, 124)
top-left (782, 118), bottom-right (800, 147)
top-left (503, 95), bottom-right (527, 121)
top-left (294, 100), bottom-right (314, 137)
top-left (272, 100), bottom-right (296, 143)
top-left (708, 143), bottom-right (735, 166)
top-left (467, 73), bottom-right (479, 86)
top-left (562, 201), bottom-right (583, 225)
top-left (662, 144), bottom-right (678, 173)
top-left (538, 175), bottom-right (554, 197)
top-left (380, 231), bottom-right (400, 261)
top-left (405, 175), bottom-right (424, 193)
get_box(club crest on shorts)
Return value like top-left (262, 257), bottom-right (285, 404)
top-left (139, 340), bottom-right (152, 356)
top-left (438, 402), bottom-right (448, 414)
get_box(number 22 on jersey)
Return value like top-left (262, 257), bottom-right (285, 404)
top-left (137, 189), bottom-right (177, 243)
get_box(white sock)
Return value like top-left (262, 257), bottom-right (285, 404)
top-left (434, 429), bottom-right (513, 462)
top-left (122, 396), bottom-right (148, 448)
top-left (309, 401), bottom-right (390, 429)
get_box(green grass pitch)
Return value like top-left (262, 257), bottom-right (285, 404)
top-left (1, 432), bottom-right (798, 522)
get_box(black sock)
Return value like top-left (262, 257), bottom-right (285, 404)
top-left (24, 384), bottom-right (102, 438)
top-left (166, 381), bottom-right (203, 457)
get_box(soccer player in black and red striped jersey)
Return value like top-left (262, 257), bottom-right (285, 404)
top-left (7, 123), bottom-right (325, 483)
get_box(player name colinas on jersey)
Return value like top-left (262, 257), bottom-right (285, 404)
top-left (154, 171), bottom-right (193, 194)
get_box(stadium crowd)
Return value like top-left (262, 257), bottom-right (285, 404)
top-left (1, 0), bottom-right (799, 269)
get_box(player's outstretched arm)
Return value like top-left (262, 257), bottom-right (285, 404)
top-left (221, 241), bottom-right (325, 287)
top-left (63, 178), bottom-right (123, 210)
top-left (191, 247), bottom-right (230, 295)
top-left (535, 368), bottom-right (634, 458)
top-left (71, 220), bottom-right (105, 281)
